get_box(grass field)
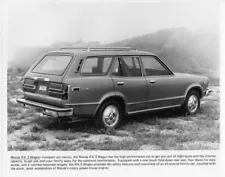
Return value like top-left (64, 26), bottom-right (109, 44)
top-left (7, 74), bottom-right (220, 151)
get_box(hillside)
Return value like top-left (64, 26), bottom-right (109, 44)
top-left (108, 27), bottom-right (220, 78)
top-left (8, 40), bottom-right (100, 70)
top-left (8, 46), bottom-right (51, 71)
top-left (8, 27), bottom-right (220, 78)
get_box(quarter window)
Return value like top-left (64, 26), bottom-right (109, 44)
top-left (141, 56), bottom-right (170, 76)
top-left (82, 56), bottom-right (113, 74)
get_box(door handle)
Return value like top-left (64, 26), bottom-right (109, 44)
top-left (149, 80), bottom-right (156, 84)
top-left (117, 81), bottom-right (124, 86)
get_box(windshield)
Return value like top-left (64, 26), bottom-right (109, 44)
top-left (32, 55), bottom-right (72, 75)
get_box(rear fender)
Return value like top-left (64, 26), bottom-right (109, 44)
top-left (93, 91), bottom-right (128, 116)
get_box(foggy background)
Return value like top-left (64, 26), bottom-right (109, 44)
top-left (7, 1), bottom-right (220, 82)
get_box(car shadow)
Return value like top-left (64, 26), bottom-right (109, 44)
top-left (123, 107), bottom-right (186, 124)
top-left (38, 107), bottom-right (193, 133)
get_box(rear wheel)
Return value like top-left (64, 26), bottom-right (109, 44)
top-left (184, 90), bottom-right (200, 115)
top-left (94, 101), bottom-right (123, 129)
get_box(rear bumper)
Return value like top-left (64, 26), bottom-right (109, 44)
top-left (17, 98), bottom-right (73, 116)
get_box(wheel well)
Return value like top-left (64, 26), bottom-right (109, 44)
top-left (96, 96), bottom-right (126, 115)
top-left (187, 86), bottom-right (202, 98)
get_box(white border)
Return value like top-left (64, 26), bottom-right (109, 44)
top-left (1, 0), bottom-right (225, 177)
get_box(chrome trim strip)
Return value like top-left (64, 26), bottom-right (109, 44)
top-left (17, 98), bottom-right (73, 112)
top-left (127, 100), bottom-right (147, 105)
top-left (148, 96), bottom-right (185, 102)
top-left (66, 102), bottom-right (100, 106)
top-left (23, 84), bottom-right (36, 89)
top-left (128, 104), bottom-right (181, 114)
top-left (48, 91), bottom-right (64, 94)
top-left (49, 88), bottom-right (63, 92)
top-left (127, 96), bottom-right (185, 105)
top-left (111, 76), bottom-right (145, 80)
top-left (33, 77), bottom-right (50, 81)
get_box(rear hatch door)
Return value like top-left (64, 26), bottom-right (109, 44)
top-left (23, 53), bottom-right (73, 106)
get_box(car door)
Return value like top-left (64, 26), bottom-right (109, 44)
top-left (64, 56), bottom-right (115, 116)
top-left (111, 56), bottom-right (148, 113)
top-left (141, 56), bottom-right (186, 109)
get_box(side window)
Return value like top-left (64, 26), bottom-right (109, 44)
top-left (112, 59), bottom-right (121, 76)
top-left (82, 56), bottom-right (113, 74)
top-left (82, 57), bottom-right (98, 73)
top-left (134, 57), bottom-right (141, 69)
top-left (141, 56), bottom-right (170, 76)
top-left (112, 56), bottom-right (142, 77)
top-left (103, 57), bottom-right (112, 73)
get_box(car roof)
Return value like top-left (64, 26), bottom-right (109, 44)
top-left (46, 48), bottom-right (157, 57)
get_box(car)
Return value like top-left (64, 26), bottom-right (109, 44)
top-left (17, 47), bottom-right (211, 129)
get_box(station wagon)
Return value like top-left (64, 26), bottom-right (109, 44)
top-left (17, 47), bottom-right (211, 129)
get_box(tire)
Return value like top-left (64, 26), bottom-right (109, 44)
top-left (183, 90), bottom-right (200, 115)
top-left (94, 101), bottom-right (123, 129)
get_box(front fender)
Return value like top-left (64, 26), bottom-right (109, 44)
top-left (184, 83), bottom-right (203, 98)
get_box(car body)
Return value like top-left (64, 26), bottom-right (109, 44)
top-left (17, 47), bottom-right (211, 129)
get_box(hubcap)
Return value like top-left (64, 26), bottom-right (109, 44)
top-left (187, 94), bottom-right (198, 113)
top-left (102, 105), bottom-right (119, 128)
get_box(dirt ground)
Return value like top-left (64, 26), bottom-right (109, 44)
top-left (7, 75), bottom-right (220, 150)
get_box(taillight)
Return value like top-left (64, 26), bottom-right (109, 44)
top-left (61, 84), bottom-right (69, 100)
top-left (48, 82), bottom-right (69, 100)
top-left (23, 78), bottom-right (36, 92)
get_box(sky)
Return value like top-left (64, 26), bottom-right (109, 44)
top-left (6, 0), bottom-right (221, 60)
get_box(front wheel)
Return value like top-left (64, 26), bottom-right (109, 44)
top-left (184, 90), bottom-right (200, 115)
top-left (94, 101), bottom-right (123, 129)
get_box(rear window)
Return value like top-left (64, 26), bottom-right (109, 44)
top-left (32, 55), bottom-right (72, 75)
top-left (82, 56), bottom-right (113, 75)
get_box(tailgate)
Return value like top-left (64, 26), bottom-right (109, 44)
top-left (21, 53), bottom-right (74, 106)
top-left (22, 75), bottom-right (69, 107)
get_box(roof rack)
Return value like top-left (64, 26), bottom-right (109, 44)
top-left (60, 47), bottom-right (135, 51)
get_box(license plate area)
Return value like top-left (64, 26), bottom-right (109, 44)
top-left (39, 85), bottom-right (47, 91)
top-left (36, 82), bottom-right (48, 95)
